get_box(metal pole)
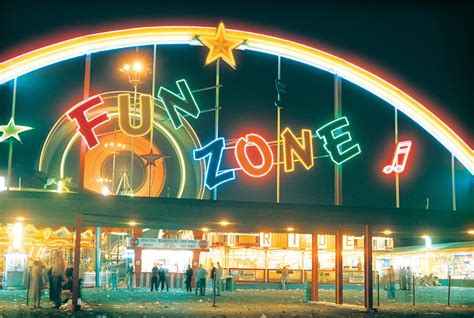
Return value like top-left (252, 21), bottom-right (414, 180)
top-left (95, 227), bottom-right (101, 288)
top-left (25, 266), bottom-right (30, 306)
top-left (148, 44), bottom-right (157, 197)
top-left (335, 229), bottom-right (343, 304)
top-left (72, 213), bottom-right (82, 311)
top-left (6, 77), bottom-right (17, 190)
top-left (395, 107), bottom-right (400, 208)
top-left (377, 271), bottom-right (380, 307)
top-left (276, 56), bottom-right (282, 203)
top-left (111, 130), bottom-right (117, 193)
top-left (311, 233), bottom-right (319, 302)
top-left (334, 75), bottom-right (342, 205)
top-left (451, 155), bottom-right (456, 211)
top-left (412, 274), bottom-right (416, 306)
top-left (364, 225), bottom-right (374, 310)
top-left (130, 83), bottom-right (137, 192)
top-left (79, 53), bottom-right (91, 193)
top-left (213, 59), bottom-right (220, 200)
top-left (212, 271), bottom-right (217, 307)
top-left (447, 274), bottom-right (451, 306)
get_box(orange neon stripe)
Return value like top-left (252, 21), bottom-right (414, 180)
top-left (0, 26), bottom-right (471, 173)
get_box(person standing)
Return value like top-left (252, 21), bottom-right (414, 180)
top-left (110, 267), bottom-right (118, 291)
top-left (151, 264), bottom-right (159, 292)
top-left (210, 263), bottom-right (216, 294)
top-left (280, 266), bottom-right (289, 290)
top-left (158, 265), bottom-right (166, 291)
top-left (30, 259), bottom-right (45, 309)
top-left (196, 264), bottom-right (207, 296)
top-left (163, 267), bottom-right (169, 291)
top-left (387, 265), bottom-right (396, 300)
top-left (51, 253), bottom-right (65, 308)
top-left (216, 262), bottom-right (223, 296)
top-left (185, 265), bottom-right (193, 293)
top-left (46, 266), bottom-right (54, 302)
top-left (401, 267), bottom-right (407, 290)
top-left (126, 265), bottom-right (134, 291)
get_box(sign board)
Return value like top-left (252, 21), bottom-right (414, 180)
top-left (238, 270), bottom-right (256, 281)
top-left (130, 238), bottom-right (208, 250)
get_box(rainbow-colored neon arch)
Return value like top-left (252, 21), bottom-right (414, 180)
top-left (0, 26), bottom-right (472, 174)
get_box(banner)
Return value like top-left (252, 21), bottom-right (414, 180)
top-left (129, 238), bottom-right (208, 250)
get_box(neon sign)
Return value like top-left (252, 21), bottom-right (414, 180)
top-left (383, 140), bottom-right (412, 174)
top-left (66, 96), bottom-right (109, 149)
top-left (118, 94), bottom-right (153, 136)
top-left (193, 137), bottom-right (236, 190)
top-left (316, 117), bottom-right (361, 165)
top-left (235, 133), bottom-right (274, 178)
top-left (193, 119), bottom-right (361, 190)
top-left (67, 79), bottom-right (201, 150)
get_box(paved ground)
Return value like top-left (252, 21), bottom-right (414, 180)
top-left (0, 287), bottom-right (473, 317)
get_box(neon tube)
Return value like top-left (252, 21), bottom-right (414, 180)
top-left (0, 26), bottom-right (471, 173)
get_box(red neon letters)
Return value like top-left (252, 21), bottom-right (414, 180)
top-left (235, 133), bottom-right (274, 177)
top-left (67, 96), bottom-right (110, 149)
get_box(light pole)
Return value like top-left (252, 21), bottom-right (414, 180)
top-left (119, 60), bottom-right (149, 194)
top-left (104, 138), bottom-right (126, 193)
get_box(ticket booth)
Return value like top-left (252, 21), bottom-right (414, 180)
top-left (3, 252), bottom-right (28, 289)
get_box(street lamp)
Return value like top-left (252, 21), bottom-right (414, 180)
top-left (119, 59), bottom-right (150, 193)
top-left (422, 235), bottom-right (432, 250)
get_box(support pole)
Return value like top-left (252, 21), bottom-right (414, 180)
top-left (72, 213), bottom-right (82, 311)
top-left (311, 233), bottom-right (319, 301)
top-left (364, 225), bottom-right (374, 309)
top-left (451, 155), bottom-right (456, 211)
top-left (6, 78), bottom-right (17, 190)
top-left (276, 56), bottom-right (282, 203)
top-left (447, 274), bottom-right (451, 306)
top-left (395, 107), bottom-right (400, 208)
top-left (412, 274), bottom-right (416, 305)
top-left (213, 59), bottom-right (220, 200)
top-left (95, 227), bottom-right (101, 288)
top-left (334, 75), bottom-right (342, 206)
top-left (335, 229), bottom-right (343, 304)
top-left (79, 53), bottom-right (91, 193)
top-left (377, 271), bottom-right (380, 307)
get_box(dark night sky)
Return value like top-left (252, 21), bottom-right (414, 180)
top-left (0, 1), bottom-right (472, 211)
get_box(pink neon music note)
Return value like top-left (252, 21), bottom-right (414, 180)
top-left (383, 140), bottom-right (412, 174)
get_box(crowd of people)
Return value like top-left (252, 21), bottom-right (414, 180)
top-left (146, 262), bottom-right (224, 296)
top-left (383, 265), bottom-right (413, 300)
top-left (28, 252), bottom-right (84, 310)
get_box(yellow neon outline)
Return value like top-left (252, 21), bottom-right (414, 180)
top-left (0, 26), bottom-right (472, 173)
top-left (281, 127), bottom-right (314, 172)
top-left (117, 93), bottom-right (153, 137)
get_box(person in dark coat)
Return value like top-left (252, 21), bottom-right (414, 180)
top-left (151, 264), bottom-right (159, 292)
top-left (47, 267), bottom-right (54, 301)
top-left (184, 265), bottom-right (193, 293)
top-left (158, 266), bottom-right (166, 291)
top-left (51, 253), bottom-right (65, 308)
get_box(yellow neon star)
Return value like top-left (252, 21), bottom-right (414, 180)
top-left (199, 22), bottom-right (244, 69)
top-left (0, 117), bottom-right (33, 142)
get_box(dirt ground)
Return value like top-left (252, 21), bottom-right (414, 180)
top-left (0, 287), bottom-right (473, 317)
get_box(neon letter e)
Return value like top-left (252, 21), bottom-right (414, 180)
top-left (193, 138), bottom-right (236, 190)
top-left (67, 96), bottom-right (110, 150)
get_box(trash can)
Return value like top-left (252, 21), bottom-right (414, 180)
top-left (225, 276), bottom-right (234, 292)
top-left (303, 280), bottom-right (312, 302)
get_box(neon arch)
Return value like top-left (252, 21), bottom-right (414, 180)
top-left (0, 26), bottom-right (472, 174)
